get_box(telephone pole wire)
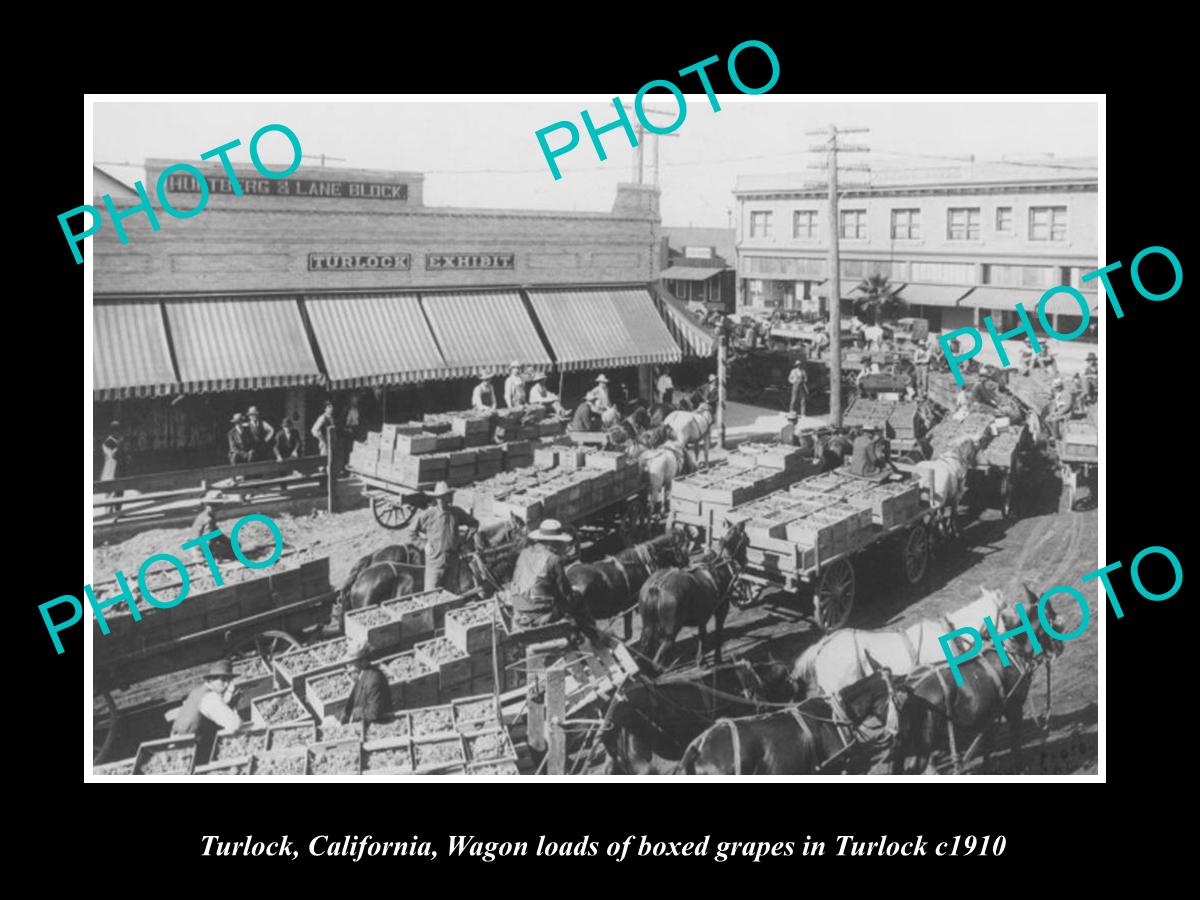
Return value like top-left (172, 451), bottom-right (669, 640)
top-left (806, 124), bottom-right (870, 428)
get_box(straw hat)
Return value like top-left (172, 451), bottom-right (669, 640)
top-left (204, 659), bottom-right (236, 681)
top-left (595, 374), bottom-right (609, 384)
top-left (230, 412), bottom-right (246, 424)
top-left (528, 519), bottom-right (573, 543)
top-left (532, 372), bottom-right (548, 382)
top-left (427, 481), bottom-right (454, 499)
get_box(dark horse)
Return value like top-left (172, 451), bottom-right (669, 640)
top-left (637, 521), bottom-right (749, 668)
top-left (888, 588), bottom-right (1064, 774)
top-left (341, 516), bottom-right (526, 612)
top-left (814, 433), bottom-right (854, 472)
top-left (677, 668), bottom-right (899, 775)
top-left (566, 532), bottom-right (689, 640)
top-left (601, 660), bottom-right (799, 775)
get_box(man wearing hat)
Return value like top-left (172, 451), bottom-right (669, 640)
top-left (590, 374), bottom-right (611, 411)
top-left (168, 658), bottom-right (243, 763)
top-left (569, 396), bottom-right (601, 433)
top-left (100, 420), bottom-right (127, 513)
top-left (787, 360), bottom-right (808, 417)
top-left (1085, 351), bottom-right (1098, 404)
top-left (1047, 377), bottom-right (1075, 440)
top-left (340, 641), bottom-right (391, 726)
top-left (528, 372), bottom-right (566, 414)
top-left (245, 405), bottom-right (275, 460)
top-left (655, 368), bottom-right (674, 404)
top-left (698, 373), bottom-right (719, 407)
top-left (504, 361), bottom-right (527, 408)
top-left (471, 371), bottom-right (497, 413)
top-left (227, 412), bottom-right (254, 465)
top-left (273, 416), bottom-right (303, 461)
top-left (411, 482), bottom-right (479, 592)
top-left (848, 424), bottom-right (895, 480)
top-left (508, 519), bottom-right (581, 630)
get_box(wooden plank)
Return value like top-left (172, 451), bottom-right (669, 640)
top-left (545, 663), bottom-right (567, 775)
top-left (93, 455), bottom-right (327, 496)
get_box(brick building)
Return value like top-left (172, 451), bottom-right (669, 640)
top-left (92, 162), bottom-right (711, 472)
top-left (733, 159), bottom-right (1099, 339)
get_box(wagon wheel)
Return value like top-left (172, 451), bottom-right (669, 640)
top-left (899, 523), bottom-right (930, 586)
top-left (93, 691), bottom-right (119, 765)
top-left (813, 559), bottom-right (856, 632)
top-left (232, 628), bottom-right (302, 666)
top-left (371, 496), bottom-right (416, 530)
top-left (619, 496), bottom-right (649, 545)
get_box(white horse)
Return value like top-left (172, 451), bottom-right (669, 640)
top-left (664, 404), bottom-right (714, 468)
top-left (791, 586), bottom-right (1009, 698)
top-left (911, 437), bottom-right (976, 539)
top-left (630, 439), bottom-right (686, 515)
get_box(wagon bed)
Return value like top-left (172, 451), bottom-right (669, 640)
top-left (732, 473), bottom-right (938, 631)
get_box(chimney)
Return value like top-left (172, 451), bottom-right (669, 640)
top-left (612, 182), bottom-right (661, 221)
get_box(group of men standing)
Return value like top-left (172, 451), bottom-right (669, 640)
top-left (227, 406), bottom-right (306, 465)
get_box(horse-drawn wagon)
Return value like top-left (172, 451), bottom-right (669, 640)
top-left (726, 468), bottom-right (939, 632)
top-left (93, 556), bottom-right (336, 764)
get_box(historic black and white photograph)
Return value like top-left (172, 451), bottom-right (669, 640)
top-left (87, 98), bottom-right (1100, 777)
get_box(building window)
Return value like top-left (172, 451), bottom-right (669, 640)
top-left (982, 264), bottom-right (1056, 288)
top-left (911, 261), bottom-right (975, 284)
top-left (946, 207), bottom-right (980, 241)
top-left (996, 206), bottom-right (1013, 233)
top-left (1030, 206), bottom-right (1067, 241)
top-left (793, 210), bottom-right (817, 239)
top-left (750, 211), bottom-right (773, 238)
top-left (840, 209), bottom-right (867, 239)
top-left (890, 208), bottom-right (921, 240)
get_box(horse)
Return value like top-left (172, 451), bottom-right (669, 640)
top-left (911, 436), bottom-right (977, 540)
top-left (664, 404), bottom-right (714, 468)
top-left (677, 668), bottom-right (899, 775)
top-left (888, 588), bottom-right (1065, 774)
top-left (600, 660), bottom-right (799, 775)
top-left (337, 543), bottom-right (423, 607)
top-left (791, 586), bottom-right (1009, 698)
top-left (637, 521), bottom-right (748, 668)
top-left (813, 433), bottom-right (854, 473)
top-left (342, 558), bottom-right (421, 611)
top-left (627, 439), bottom-right (686, 515)
top-left (567, 532), bottom-right (689, 639)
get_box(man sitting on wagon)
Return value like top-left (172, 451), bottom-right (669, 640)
top-left (848, 424), bottom-right (896, 480)
top-left (508, 520), bottom-right (592, 633)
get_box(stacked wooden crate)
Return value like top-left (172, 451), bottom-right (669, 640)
top-left (729, 470), bottom-right (924, 575)
top-left (887, 401), bottom-right (920, 445)
top-left (844, 398), bottom-right (895, 430)
top-left (928, 411), bottom-right (995, 457)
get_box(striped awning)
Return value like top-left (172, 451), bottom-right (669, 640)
top-left (897, 283), bottom-right (973, 308)
top-left (164, 298), bottom-right (321, 394)
top-left (652, 286), bottom-right (717, 357)
top-left (528, 287), bottom-right (682, 371)
top-left (305, 294), bottom-right (446, 388)
top-left (93, 302), bottom-right (179, 400)
top-left (420, 291), bottom-right (551, 378)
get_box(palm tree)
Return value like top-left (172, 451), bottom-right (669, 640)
top-left (852, 273), bottom-right (905, 325)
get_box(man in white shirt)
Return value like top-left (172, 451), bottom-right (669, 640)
top-left (656, 370), bottom-right (674, 404)
top-left (167, 659), bottom-right (242, 763)
top-left (504, 361), bottom-right (526, 408)
top-left (863, 322), bottom-right (885, 350)
top-left (471, 371), bottom-right (497, 412)
top-left (590, 374), bottom-right (612, 411)
top-left (529, 372), bottom-right (563, 412)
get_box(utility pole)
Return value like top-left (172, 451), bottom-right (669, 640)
top-left (622, 104), bottom-right (681, 185)
top-left (806, 125), bottom-right (870, 428)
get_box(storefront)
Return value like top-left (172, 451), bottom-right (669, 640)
top-left (92, 163), bottom-right (710, 473)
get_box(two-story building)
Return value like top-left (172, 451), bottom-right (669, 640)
top-left (733, 160), bottom-right (1099, 340)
